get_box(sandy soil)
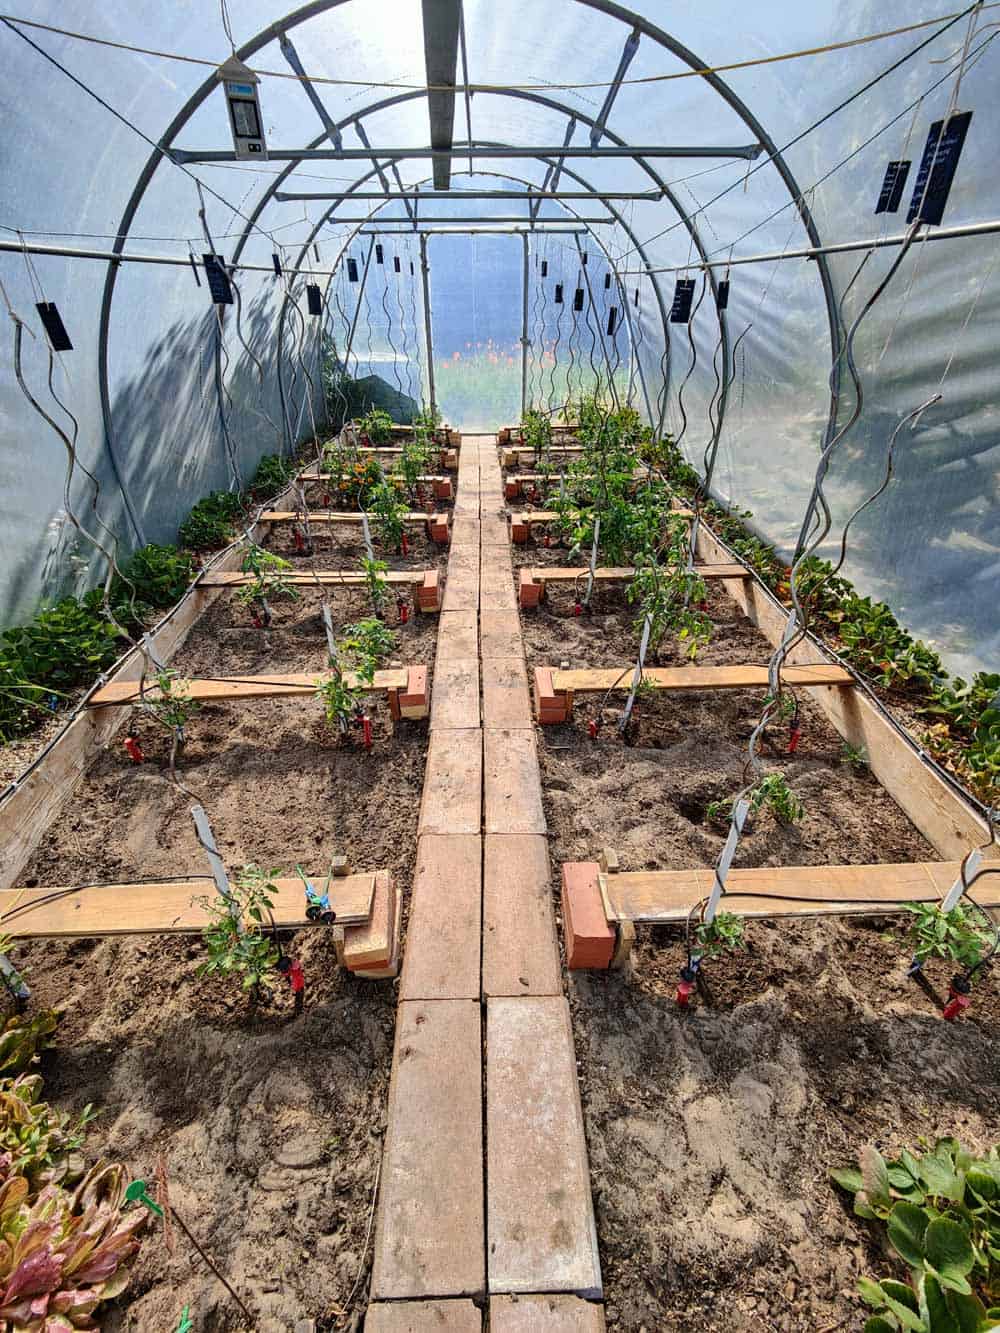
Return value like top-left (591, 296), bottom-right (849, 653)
top-left (521, 568), bottom-right (1000, 1332)
top-left (10, 584), bottom-right (433, 1330)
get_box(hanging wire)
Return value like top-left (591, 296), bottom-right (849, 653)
top-left (380, 250), bottom-right (405, 407)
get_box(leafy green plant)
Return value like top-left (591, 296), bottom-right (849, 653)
top-left (235, 544), bottom-right (299, 612)
top-left (2, 594), bottom-right (124, 695)
top-left (395, 438), bottom-right (431, 497)
top-left (178, 490), bottom-right (246, 550)
top-left (0, 1009), bottom-right (58, 1077)
top-left (522, 408), bottom-right (552, 461)
top-left (198, 864), bottom-right (281, 992)
top-left (693, 910), bottom-right (745, 960)
top-left (412, 404), bottom-right (442, 436)
top-left (144, 668), bottom-right (200, 735)
top-left (843, 741), bottom-right (870, 771)
top-left (249, 452), bottom-right (295, 499)
top-left (360, 555), bottom-right (389, 615)
top-left (0, 1074), bottom-right (98, 1188)
top-left (315, 670), bottom-right (361, 732)
top-left (339, 618), bottom-right (396, 674)
top-left (901, 901), bottom-right (992, 972)
top-left (357, 407), bottom-right (394, 445)
top-left (707, 772), bottom-right (804, 826)
top-left (832, 1138), bottom-right (1000, 1327)
top-left (112, 544), bottom-right (194, 625)
top-left (368, 479), bottom-right (408, 550)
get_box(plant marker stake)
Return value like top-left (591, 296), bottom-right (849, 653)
top-left (620, 614), bottom-right (652, 734)
top-left (127, 1181), bottom-right (254, 1324)
top-left (124, 736), bottom-right (144, 763)
top-left (704, 798), bottom-right (751, 930)
top-left (361, 512), bottom-right (376, 564)
top-left (174, 1308), bottom-right (193, 1333)
top-left (940, 849), bottom-right (982, 914)
top-left (584, 515), bottom-right (601, 608)
top-left (942, 975), bottom-right (972, 1021)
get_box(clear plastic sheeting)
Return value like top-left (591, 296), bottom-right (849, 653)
top-left (0, 0), bottom-right (996, 671)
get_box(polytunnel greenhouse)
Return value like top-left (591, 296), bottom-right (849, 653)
top-left (0, 1), bottom-right (998, 1329)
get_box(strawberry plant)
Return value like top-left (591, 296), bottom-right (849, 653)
top-left (2, 595), bottom-right (124, 695)
top-left (178, 490), bottom-right (247, 550)
top-left (832, 1138), bottom-right (1000, 1328)
top-left (248, 452), bottom-right (295, 499)
top-left (197, 864), bottom-right (281, 992)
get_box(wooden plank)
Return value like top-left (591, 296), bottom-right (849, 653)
top-left (526, 563), bottom-right (748, 583)
top-left (511, 509), bottom-right (694, 524)
top-left (549, 663), bottom-right (854, 693)
top-left (259, 510), bottom-right (438, 524)
top-left (0, 872), bottom-right (376, 939)
top-left (197, 569), bottom-right (426, 588)
top-left (298, 472), bottom-right (447, 484)
top-left (603, 861), bottom-right (1000, 925)
top-left (694, 523), bottom-right (997, 860)
top-left (88, 668), bottom-right (409, 707)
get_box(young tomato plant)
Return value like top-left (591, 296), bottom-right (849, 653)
top-left (395, 437), bottom-right (430, 498)
top-left (198, 864), bottom-right (281, 992)
top-left (357, 407), bottom-right (394, 445)
top-left (707, 772), bottom-right (804, 826)
top-left (145, 668), bottom-right (200, 734)
top-left (236, 544), bottom-right (299, 616)
top-left (368, 479), bottom-right (408, 551)
top-left (694, 910), bottom-right (746, 960)
top-left (901, 900), bottom-right (991, 973)
top-left (360, 555), bottom-right (389, 615)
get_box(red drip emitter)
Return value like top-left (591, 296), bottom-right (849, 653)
top-left (676, 965), bottom-right (697, 1007)
top-left (942, 975), bottom-right (971, 1021)
top-left (358, 714), bottom-right (373, 749)
top-left (587, 718), bottom-right (599, 740)
top-left (398, 599), bottom-right (409, 625)
top-left (574, 601), bottom-right (583, 616)
top-left (788, 720), bottom-right (802, 754)
top-left (123, 736), bottom-right (144, 764)
top-left (293, 527), bottom-right (305, 553)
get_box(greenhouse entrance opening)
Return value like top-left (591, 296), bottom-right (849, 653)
top-left (428, 232), bottom-right (523, 432)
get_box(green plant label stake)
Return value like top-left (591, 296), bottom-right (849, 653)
top-left (174, 1307), bottom-right (193, 1333)
top-left (125, 1179), bottom-right (164, 1218)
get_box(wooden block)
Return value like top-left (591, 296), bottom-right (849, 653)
top-left (344, 870), bottom-right (396, 970)
top-left (417, 570), bottom-right (441, 612)
top-left (352, 886), bottom-right (403, 978)
top-left (481, 612), bottom-right (524, 660)
top-left (482, 658), bottom-right (532, 730)
top-left (401, 834), bottom-right (482, 1001)
top-left (486, 997), bottom-right (602, 1298)
top-left (561, 863), bottom-right (615, 970)
top-left (399, 666), bottom-right (430, 720)
top-left (366, 1301), bottom-right (481, 1332)
top-left (431, 659), bottom-right (480, 730)
top-left (483, 835), bottom-right (561, 998)
top-left (0, 873), bottom-right (375, 940)
top-left (490, 1296), bottom-right (606, 1331)
top-left (519, 568), bottom-right (543, 609)
top-left (372, 1000), bottom-right (484, 1300)
top-left (437, 610), bottom-right (479, 661)
top-left (484, 729), bottom-right (545, 835)
top-left (419, 729), bottom-right (482, 835)
top-left (521, 563), bottom-right (749, 585)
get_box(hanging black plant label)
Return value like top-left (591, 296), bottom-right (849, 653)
top-left (347, 257), bottom-right (359, 282)
top-left (202, 254), bottom-right (234, 305)
top-left (313, 243), bottom-right (321, 263)
top-left (554, 283), bottom-right (563, 304)
top-left (716, 279), bottom-right (730, 311)
top-left (540, 260), bottom-right (548, 278)
top-left (604, 272), bottom-right (611, 289)
top-left (669, 278), bottom-right (695, 323)
top-left (375, 243), bottom-right (384, 264)
top-left (272, 252), bottom-right (283, 275)
top-left (573, 288), bottom-right (584, 311)
top-left (607, 307), bottom-right (618, 336)
top-left (306, 283), bottom-right (322, 315)
top-left (36, 302), bottom-right (72, 351)
top-left (875, 160), bottom-right (911, 214)
top-left (907, 110), bottom-right (972, 226)
top-left (394, 255), bottom-right (401, 273)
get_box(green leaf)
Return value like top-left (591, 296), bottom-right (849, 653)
top-left (863, 1146), bottom-right (894, 1210)
top-left (921, 1273), bottom-right (959, 1333)
top-left (889, 1201), bottom-right (931, 1267)
top-left (860, 1277), bottom-right (889, 1307)
top-left (966, 1169), bottom-right (998, 1203)
top-left (920, 1155), bottom-right (965, 1202)
top-left (944, 1289), bottom-right (985, 1333)
top-left (924, 1219), bottom-right (975, 1281)
top-left (882, 1281), bottom-right (920, 1312)
top-left (882, 1287), bottom-right (927, 1332)
top-left (833, 1166), bottom-right (865, 1194)
top-left (865, 1319), bottom-right (900, 1333)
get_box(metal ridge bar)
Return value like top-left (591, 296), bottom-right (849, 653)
top-left (533, 116), bottom-right (576, 221)
top-left (329, 215), bottom-right (614, 223)
top-left (356, 226), bottom-right (592, 234)
top-left (172, 143), bottom-right (763, 163)
top-left (275, 188), bottom-right (664, 200)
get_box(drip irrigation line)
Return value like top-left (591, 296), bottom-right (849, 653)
top-left (4, 8), bottom-right (995, 91)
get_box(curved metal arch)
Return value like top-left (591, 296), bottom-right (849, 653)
top-left (98, 0), bottom-right (837, 537)
top-left (276, 157), bottom-right (675, 436)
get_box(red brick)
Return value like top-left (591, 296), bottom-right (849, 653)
top-left (399, 665), bottom-right (429, 719)
top-left (504, 479), bottom-right (520, 500)
top-left (427, 512), bottom-right (451, 544)
top-left (433, 478), bottom-right (453, 500)
top-left (533, 668), bottom-right (568, 723)
top-left (519, 568), bottom-right (543, 609)
top-left (366, 1301), bottom-right (482, 1332)
top-left (560, 863), bottom-right (614, 970)
top-left (417, 570), bottom-right (440, 611)
top-left (510, 514), bottom-right (529, 544)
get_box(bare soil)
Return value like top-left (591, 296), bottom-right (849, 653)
top-left (11, 584), bottom-right (433, 1330)
top-left (521, 567), bottom-right (1000, 1332)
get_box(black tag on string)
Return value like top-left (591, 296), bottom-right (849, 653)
top-left (409, 261), bottom-right (414, 275)
top-left (604, 272), bottom-right (611, 289)
top-left (573, 288), bottom-right (584, 311)
top-left (202, 254), bottom-right (233, 305)
top-left (394, 255), bottom-right (401, 273)
top-left (875, 160), bottom-right (911, 214)
top-left (607, 307), bottom-right (618, 336)
top-left (907, 111), bottom-right (972, 225)
top-left (634, 288), bottom-right (639, 307)
top-left (271, 253), bottom-right (283, 276)
top-left (347, 257), bottom-right (359, 282)
top-left (554, 283), bottom-right (563, 304)
top-left (375, 244), bottom-right (384, 264)
top-left (669, 278), bottom-right (695, 323)
top-left (540, 260), bottom-right (547, 277)
top-left (306, 283), bottom-right (322, 315)
top-left (716, 279), bottom-right (730, 311)
top-left (581, 252), bottom-right (588, 265)
top-left (36, 302), bottom-right (72, 351)
top-left (313, 243), bottom-right (321, 263)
